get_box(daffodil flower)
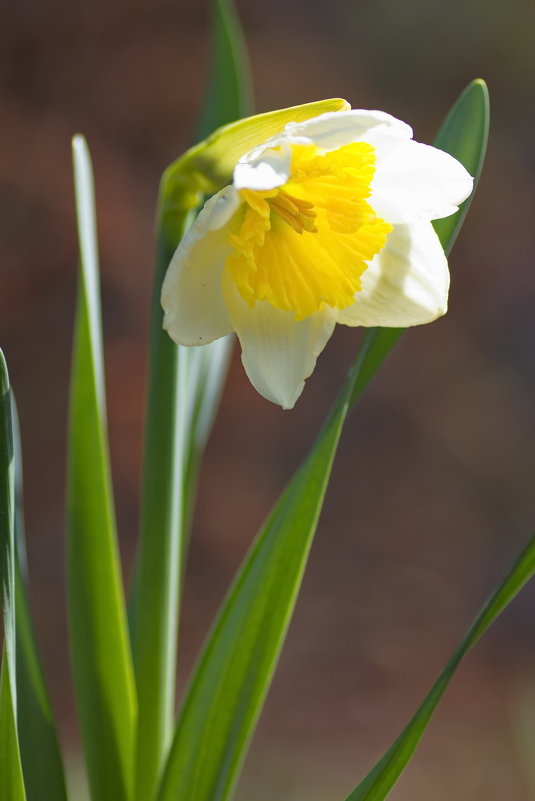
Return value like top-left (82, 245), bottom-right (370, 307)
top-left (161, 103), bottom-right (472, 409)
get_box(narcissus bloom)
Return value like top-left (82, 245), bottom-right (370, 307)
top-left (162, 103), bottom-right (472, 409)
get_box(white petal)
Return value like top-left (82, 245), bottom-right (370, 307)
top-left (232, 110), bottom-right (413, 188)
top-left (336, 222), bottom-right (450, 328)
top-left (234, 142), bottom-right (292, 191)
top-left (161, 189), bottom-right (238, 346)
top-left (202, 184), bottom-right (241, 230)
top-left (371, 140), bottom-right (473, 224)
top-left (223, 277), bottom-right (336, 409)
top-left (281, 109), bottom-right (413, 152)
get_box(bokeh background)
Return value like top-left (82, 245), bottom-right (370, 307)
top-left (1, 0), bottom-right (535, 799)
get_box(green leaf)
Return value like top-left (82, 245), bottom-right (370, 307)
top-left (0, 352), bottom-right (16, 710)
top-left (15, 561), bottom-right (68, 801)
top-left (0, 352), bottom-right (26, 801)
top-left (9, 396), bottom-right (68, 801)
top-left (196, 0), bottom-right (253, 141)
top-left (130, 2), bottom-right (253, 799)
top-left (156, 338), bottom-right (375, 801)
top-left (432, 79), bottom-right (489, 255)
top-left (344, 535), bottom-right (535, 801)
top-left (156, 79), bottom-right (490, 801)
top-left (0, 652), bottom-right (26, 801)
top-left (67, 135), bottom-right (136, 801)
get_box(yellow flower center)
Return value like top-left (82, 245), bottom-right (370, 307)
top-left (226, 142), bottom-right (393, 320)
top-left (268, 190), bottom-right (318, 234)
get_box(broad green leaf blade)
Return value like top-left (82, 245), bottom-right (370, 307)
top-left (344, 535), bottom-right (535, 801)
top-left (432, 79), bottom-right (489, 254)
top-left (15, 560), bottom-right (68, 801)
top-left (130, 269), bottom-right (190, 801)
top-left (12, 400), bottom-right (28, 579)
top-left (196, 0), bottom-right (253, 141)
top-left (10, 395), bottom-right (68, 801)
top-left (156, 79), bottom-right (489, 801)
top-left (67, 135), bottom-right (136, 801)
top-left (0, 353), bottom-right (26, 801)
top-left (156, 337), bottom-right (376, 801)
top-left (0, 651), bottom-right (26, 801)
top-left (349, 78), bottom-right (489, 413)
top-left (0, 351), bottom-right (16, 702)
top-left (131, 2), bottom-right (252, 799)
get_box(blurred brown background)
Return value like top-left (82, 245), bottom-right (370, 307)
top-left (1, 0), bottom-right (535, 799)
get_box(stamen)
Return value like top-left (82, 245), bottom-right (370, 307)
top-left (270, 190), bottom-right (318, 234)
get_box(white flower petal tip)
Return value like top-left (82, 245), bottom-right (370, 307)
top-left (336, 223), bottom-right (450, 329)
top-left (371, 140), bottom-right (473, 224)
top-left (161, 100), bottom-right (473, 407)
top-left (223, 282), bottom-right (336, 410)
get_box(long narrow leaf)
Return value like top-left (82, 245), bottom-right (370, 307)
top-left (15, 560), bottom-right (68, 801)
top-left (8, 391), bottom-right (68, 801)
top-left (196, 0), bottom-right (252, 142)
top-left (0, 653), bottom-right (26, 801)
top-left (344, 534), bottom-right (535, 801)
top-left (432, 78), bottom-right (489, 253)
top-left (156, 79), bottom-right (489, 801)
top-left (67, 135), bottom-right (136, 801)
top-left (0, 352), bottom-right (16, 715)
top-left (0, 352), bottom-right (26, 801)
top-left (157, 336), bottom-right (376, 801)
top-left (131, 2), bottom-right (252, 799)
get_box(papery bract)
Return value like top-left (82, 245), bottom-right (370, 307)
top-left (162, 103), bottom-right (472, 409)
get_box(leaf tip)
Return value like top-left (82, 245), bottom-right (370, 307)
top-left (468, 78), bottom-right (490, 106)
top-left (0, 350), bottom-right (8, 389)
top-left (71, 133), bottom-right (89, 159)
top-left (470, 77), bottom-right (488, 91)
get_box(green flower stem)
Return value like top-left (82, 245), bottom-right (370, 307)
top-left (131, 213), bottom-right (193, 801)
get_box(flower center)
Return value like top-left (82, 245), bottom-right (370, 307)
top-left (269, 190), bottom-right (317, 234)
top-left (226, 142), bottom-right (392, 320)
